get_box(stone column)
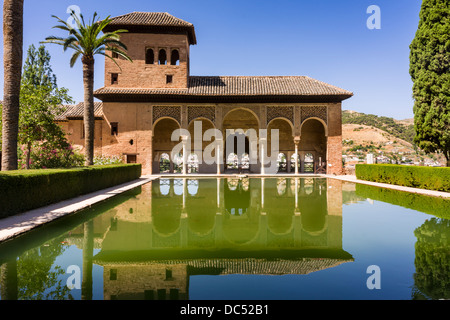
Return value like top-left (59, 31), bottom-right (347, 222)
top-left (217, 178), bottom-right (220, 208)
top-left (82, 220), bottom-right (94, 300)
top-left (183, 178), bottom-right (187, 209)
top-left (294, 136), bottom-right (300, 175)
top-left (181, 135), bottom-right (188, 175)
top-left (216, 139), bottom-right (222, 175)
top-left (169, 155), bottom-right (174, 173)
top-left (261, 178), bottom-right (265, 209)
top-left (294, 178), bottom-right (299, 209)
top-left (154, 48), bottom-right (158, 64)
top-left (260, 137), bottom-right (266, 175)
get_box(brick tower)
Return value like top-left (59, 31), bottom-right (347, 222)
top-left (102, 12), bottom-right (197, 89)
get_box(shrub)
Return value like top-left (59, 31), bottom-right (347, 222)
top-left (93, 155), bottom-right (123, 166)
top-left (0, 164), bottom-right (141, 218)
top-left (356, 164), bottom-right (450, 192)
top-left (19, 143), bottom-right (85, 169)
top-left (355, 183), bottom-right (450, 219)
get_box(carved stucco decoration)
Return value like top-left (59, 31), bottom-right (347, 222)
top-left (152, 105), bottom-right (181, 125)
top-left (266, 106), bottom-right (294, 125)
top-left (188, 106), bottom-right (216, 124)
top-left (301, 106), bottom-right (327, 124)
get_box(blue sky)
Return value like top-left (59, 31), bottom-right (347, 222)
top-left (0, 0), bottom-right (422, 119)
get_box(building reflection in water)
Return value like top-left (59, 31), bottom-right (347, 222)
top-left (79, 177), bottom-right (353, 300)
top-left (2, 179), bottom-right (449, 300)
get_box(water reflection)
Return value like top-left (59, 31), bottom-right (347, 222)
top-left (1, 178), bottom-right (449, 300)
top-left (412, 218), bottom-right (450, 300)
top-left (0, 235), bottom-right (72, 300)
top-left (356, 184), bottom-right (450, 300)
top-left (85, 178), bottom-right (354, 300)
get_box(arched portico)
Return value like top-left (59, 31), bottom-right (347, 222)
top-left (147, 104), bottom-right (340, 175)
top-left (222, 108), bottom-right (259, 173)
top-left (152, 117), bottom-right (182, 174)
top-left (267, 118), bottom-right (295, 173)
top-left (298, 118), bottom-right (327, 174)
top-left (187, 118), bottom-right (217, 173)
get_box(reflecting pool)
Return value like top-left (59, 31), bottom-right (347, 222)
top-left (0, 177), bottom-right (449, 300)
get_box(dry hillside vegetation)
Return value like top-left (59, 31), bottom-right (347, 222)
top-left (342, 124), bottom-right (413, 154)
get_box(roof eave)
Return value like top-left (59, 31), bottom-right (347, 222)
top-left (94, 92), bottom-right (353, 104)
top-left (103, 24), bottom-right (197, 45)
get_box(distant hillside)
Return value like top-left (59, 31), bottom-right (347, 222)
top-left (341, 110), bottom-right (446, 168)
top-left (342, 110), bottom-right (415, 145)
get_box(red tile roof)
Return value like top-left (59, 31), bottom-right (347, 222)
top-left (105, 12), bottom-right (197, 45)
top-left (94, 76), bottom-right (353, 102)
top-left (54, 102), bottom-right (103, 121)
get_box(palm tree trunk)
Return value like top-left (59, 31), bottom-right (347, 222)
top-left (82, 56), bottom-right (95, 166)
top-left (1, 0), bottom-right (24, 171)
top-left (81, 220), bottom-right (94, 300)
top-left (1, 260), bottom-right (18, 300)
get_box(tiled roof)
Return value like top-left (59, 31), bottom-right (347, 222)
top-left (94, 76), bottom-right (353, 102)
top-left (54, 102), bottom-right (103, 121)
top-left (105, 12), bottom-right (197, 44)
top-left (93, 257), bottom-right (354, 275)
top-left (108, 12), bottom-right (194, 28)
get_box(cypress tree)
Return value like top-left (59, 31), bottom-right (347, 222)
top-left (409, 0), bottom-right (450, 166)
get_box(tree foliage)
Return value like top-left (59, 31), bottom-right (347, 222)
top-left (17, 237), bottom-right (74, 300)
top-left (1, 44), bottom-right (84, 169)
top-left (409, 0), bottom-right (450, 166)
top-left (413, 218), bottom-right (450, 300)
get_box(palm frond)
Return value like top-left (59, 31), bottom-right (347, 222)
top-left (97, 51), bottom-right (123, 70)
top-left (43, 11), bottom-right (133, 68)
top-left (69, 51), bottom-right (82, 67)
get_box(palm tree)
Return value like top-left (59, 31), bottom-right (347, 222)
top-left (2, 0), bottom-right (24, 171)
top-left (42, 11), bottom-right (131, 165)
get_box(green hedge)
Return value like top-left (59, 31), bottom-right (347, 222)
top-left (355, 183), bottom-right (450, 220)
top-left (0, 164), bottom-right (141, 218)
top-left (356, 164), bottom-right (450, 192)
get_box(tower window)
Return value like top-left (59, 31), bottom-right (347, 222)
top-left (111, 73), bottom-right (118, 85)
top-left (158, 49), bottom-right (167, 65)
top-left (171, 49), bottom-right (179, 65)
top-left (111, 122), bottom-right (118, 136)
top-left (145, 48), bottom-right (154, 64)
top-left (166, 75), bottom-right (173, 84)
top-left (112, 51), bottom-right (119, 59)
top-left (165, 269), bottom-right (173, 280)
top-left (110, 269), bottom-right (117, 280)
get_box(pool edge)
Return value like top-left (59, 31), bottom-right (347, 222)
top-left (0, 175), bottom-right (159, 244)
